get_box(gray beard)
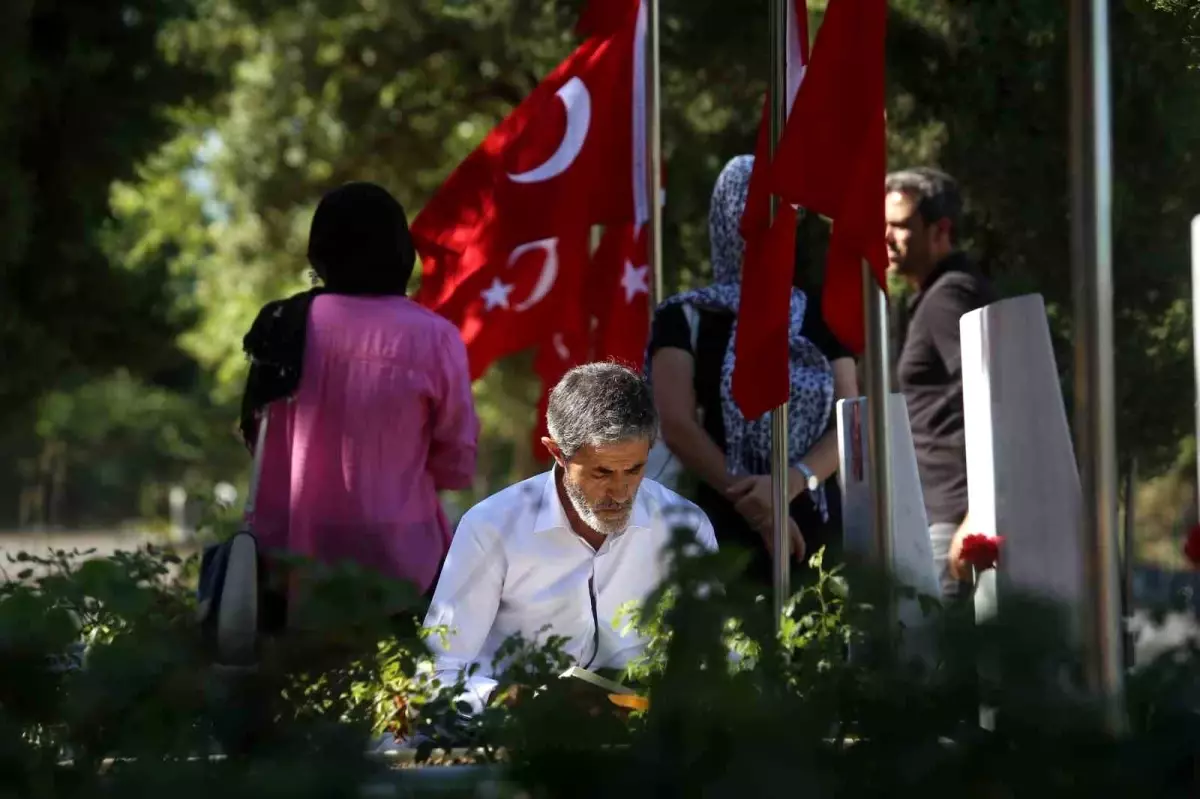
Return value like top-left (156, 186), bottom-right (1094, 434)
top-left (562, 473), bottom-right (634, 536)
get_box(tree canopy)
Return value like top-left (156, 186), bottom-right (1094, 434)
top-left (0, 0), bottom-right (219, 413)
top-left (3, 0), bottom-right (1199, 534)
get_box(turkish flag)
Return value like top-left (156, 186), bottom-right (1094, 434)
top-left (769, 0), bottom-right (888, 356)
top-left (531, 221), bottom-right (651, 461)
top-left (412, 9), bottom-right (646, 379)
top-left (732, 0), bottom-right (811, 421)
top-left (452, 229), bottom-right (591, 381)
top-left (530, 310), bottom-right (591, 460)
top-left (591, 223), bottom-right (651, 369)
top-left (577, 0), bottom-right (640, 38)
top-left (742, 0), bottom-right (809, 243)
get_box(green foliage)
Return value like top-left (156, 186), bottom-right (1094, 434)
top-left (0, 530), bottom-right (1198, 796)
top-left (0, 1), bottom-right (239, 529)
top-left (887, 0), bottom-right (1200, 476)
top-left (0, 371), bottom-right (246, 529)
top-left (467, 535), bottom-right (1200, 798)
top-left (5, 2), bottom-right (1200, 786)
top-left (0, 544), bottom-right (209, 782)
top-left (4, 0), bottom-right (1200, 534)
top-left (1151, 0), bottom-right (1200, 67)
top-left (115, 0), bottom-right (1200, 522)
top-left (0, 0), bottom-right (221, 416)
top-left (0, 543), bottom-right (436, 797)
top-left (108, 0), bottom-right (776, 502)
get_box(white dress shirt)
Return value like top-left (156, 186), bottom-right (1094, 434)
top-left (423, 469), bottom-right (718, 711)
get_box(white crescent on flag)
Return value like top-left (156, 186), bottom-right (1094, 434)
top-left (507, 237), bottom-right (560, 311)
top-left (507, 78), bottom-right (592, 184)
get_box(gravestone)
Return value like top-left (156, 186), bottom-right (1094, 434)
top-left (960, 293), bottom-right (1086, 636)
top-left (169, 485), bottom-right (189, 543)
top-left (837, 394), bottom-right (940, 657)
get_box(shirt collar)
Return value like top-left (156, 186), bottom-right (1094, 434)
top-left (531, 468), bottom-right (654, 536)
top-left (531, 468), bottom-right (573, 534)
top-left (908, 250), bottom-right (970, 311)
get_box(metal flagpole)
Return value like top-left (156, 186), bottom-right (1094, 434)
top-left (1068, 0), bottom-right (1125, 734)
top-left (769, 0), bottom-right (791, 626)
top-left (862, 263), bottom-right (893, 591)
top-left (1121, 458), bottom-right (1136, 670)
top-left (647, 0), bottom-right (665, 308)
top-left (1191, 215), bottom-right (1200, 497)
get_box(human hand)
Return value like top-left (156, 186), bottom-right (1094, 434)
top-left (948, 527), bottom-right (970, 581)
top-left (752, 514), bottom-right (807, 566)
top-left (496, 684), bottom-right (525, 708)
top-left (727, 476), bottom-right (807, 564)
top-left (954, 533), bottom-right (1002, 578)
top-left (726, 475), bottom-right (774, 530)
top-left (783, 517), bottom-right (807, 565)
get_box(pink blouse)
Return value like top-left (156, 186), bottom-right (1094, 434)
top-left (252, 294), bottom-right (479, 594)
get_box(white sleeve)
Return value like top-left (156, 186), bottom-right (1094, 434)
top-left (694, 512), bottom-right (718, 553)
top-left (660, 501), bottom-right (719, 556)
top-left (422, 513), bottom-right (506, 713)
top-left (669, 506), bottom-right (719, 602)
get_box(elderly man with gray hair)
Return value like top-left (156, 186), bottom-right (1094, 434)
top-left (423, 362), bottom-right (717, 712)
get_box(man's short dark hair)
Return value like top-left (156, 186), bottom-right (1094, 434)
top-left (545, 362), bottom-right (657, 460)
top-left (885, 167), bottom-right (962, 243)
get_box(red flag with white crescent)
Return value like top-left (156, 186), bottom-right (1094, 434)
top-left (591, 222), bottom-right (651, 369)
top-left (412, 4), bottom-right (648, 381)
top-left (771, 0), bottom-right (888, 356)
top-left (732, 0), bottom-right (812, 421)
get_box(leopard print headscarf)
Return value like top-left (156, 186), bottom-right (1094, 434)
top-left (647, 155), bottom-right (835, 517)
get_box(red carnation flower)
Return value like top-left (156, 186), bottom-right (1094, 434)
top-left (1184, 524), bottom-right (1200, 568)
top-left (959, 534), bottom-right (1004, 572)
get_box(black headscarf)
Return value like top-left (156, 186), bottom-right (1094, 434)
top-left (238, 182), bottom-right (416, 448)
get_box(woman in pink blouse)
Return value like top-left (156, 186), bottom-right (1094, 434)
top-left (239, 182), bottom-right (479, 602)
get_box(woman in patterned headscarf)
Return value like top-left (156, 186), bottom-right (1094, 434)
top-left (645, 156), bottom-right (858, 587)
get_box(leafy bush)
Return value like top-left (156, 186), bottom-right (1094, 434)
top-left (0, 530), bottom-right (1198, 798)
top-left (0, 544), bottom-right (432, 798)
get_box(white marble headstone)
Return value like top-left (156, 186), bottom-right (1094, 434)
top-left (837, 394), bottom-right (941, 652)
top-left (960, 294), bottom-right (1085, 637)
top-left (169, 485), bottom-right (189, 543)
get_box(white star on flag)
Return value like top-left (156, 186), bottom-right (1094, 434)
top-left (620, 260), bottom-right (649, 303)
top-left (480, 278), bottom-right (514, 311)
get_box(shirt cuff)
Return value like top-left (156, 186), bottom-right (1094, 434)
top-left (455, 674), bottom-right (499, 715)
top-left (424, 659), bottom-right (499, 716)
